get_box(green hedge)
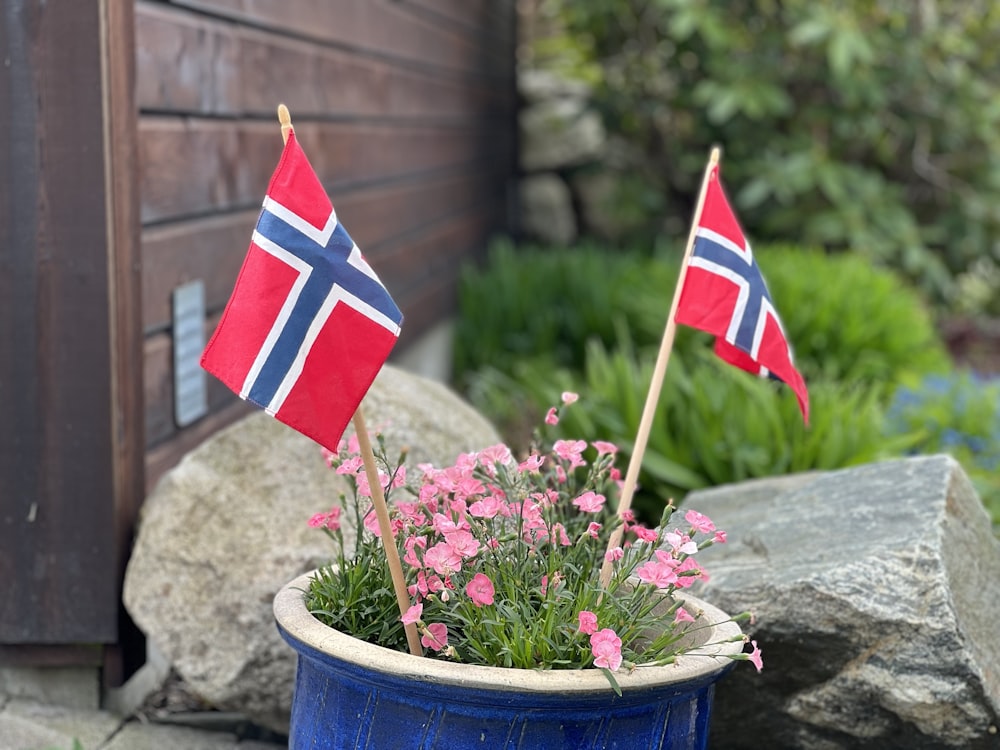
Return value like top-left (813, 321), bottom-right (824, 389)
top-left (455, 239), bottom-right (950, 393)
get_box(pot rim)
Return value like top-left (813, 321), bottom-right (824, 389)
top-left (274, 569), bottom-right (745, 693)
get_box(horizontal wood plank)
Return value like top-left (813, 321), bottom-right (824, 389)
top-left (402, 0), bottom-right (515, 46)
top-left (138, 117), bottom-right (508, 223)
top-left (136, 2), bottom-right (242, 114)
top-left (237, 28), bottom-right (512, 121)
top-left (136, 3), bottom-right (513, 118)
top-left (161, 0), bottom-right (501, 76)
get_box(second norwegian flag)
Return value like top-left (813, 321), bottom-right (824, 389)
top-left (674, 160), bottom-right (809, 423)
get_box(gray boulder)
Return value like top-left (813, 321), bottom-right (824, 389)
top-left (518, 173), bottom-right (577, 246)
top-left (123, 365), bottom-right (501, 733)
top-left (519, 97), bottom-right (605, 172)
top-left (519, 69), bottom-right (591, 106)
top-left (689, 455), bottom-right (1000, 749)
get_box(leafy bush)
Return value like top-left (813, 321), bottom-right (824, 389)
top-left (455, 238), bottom-right (950, 395)
top-left (465, 341), bottom-right (909, 521)
top-left (753, 245), bottom-right (951, 384)
top-left (885, 372), bottom-right (1000, 524)
top-left (542, 0), bottom-right (1000, 312)
top-left (453, 238), bottom-right (663, 385)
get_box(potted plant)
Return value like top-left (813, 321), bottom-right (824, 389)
top-left (200, 109), bottom-right (793, 749)
top-left (273, 394), bottom-right (761, 749)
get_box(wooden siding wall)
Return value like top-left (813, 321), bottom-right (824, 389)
top-left (136, 0), bottom-right (517, 489)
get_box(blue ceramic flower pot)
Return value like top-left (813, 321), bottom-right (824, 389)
top-left (274, 571), bottom-right (741, 750)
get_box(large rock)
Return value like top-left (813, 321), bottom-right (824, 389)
top-left (688, 455), bottom-right (1000, 749)
top-left (518, 173), bottom-right (577, 245)
top-left (123, 365), bottom-right (501, 733)
top-left (519, 97), bottom-right (605, 172)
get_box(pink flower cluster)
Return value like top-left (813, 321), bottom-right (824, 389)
top-left (309, 393), bottom-right (759, 677)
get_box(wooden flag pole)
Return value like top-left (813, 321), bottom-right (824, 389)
top-left (276, 104), bottom-right (422, 656)
top-left (351, 410), bottom-right (424, 656)
top-left (599, 146), bottom-right (720, 588)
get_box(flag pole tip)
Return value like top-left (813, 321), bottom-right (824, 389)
top-left (277, 104), bottom-right (293, 144)
top-left (710, 146), bottom-right (722, 165)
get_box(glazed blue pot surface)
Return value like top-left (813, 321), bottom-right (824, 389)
top-left (275, 572), bottom-right (741, 750)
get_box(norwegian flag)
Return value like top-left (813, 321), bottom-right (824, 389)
top-left (201, 132), bottom-right (403, 451)
top-left (674, 163), bottom-right (809, 422)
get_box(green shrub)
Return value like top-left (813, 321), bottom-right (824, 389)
top-left (455, 239), bottom-right (950, 396)
top-left (543, 0), bottom-right (1000, 312)
top-left (753, 245), bottom-right (952, 384)
top-left (465, 341), bottom-right (912, 522)
top-left (453, 238), bottom-right (653, 385)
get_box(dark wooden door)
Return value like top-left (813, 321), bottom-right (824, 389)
top-left (0, 0), bottom-right (143, 662)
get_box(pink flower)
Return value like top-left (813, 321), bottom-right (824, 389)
top-left (590, 628), bottom-right (623, 671)
top-left (664, 530), bottom-right (698, 556)
top-left (444, 529), bottom-right (480, 559)
top-left (553, 439), bottom-right (587, 469)
top-left (518, 454), bottom-right (544, 473)
top-left (465, 573), bottom-right (495, 607)
top-left (635, 560), bottom-right (679, 588)
top-left (307, 506), bottom-right (341, 531)
top-left (577, 610), bottom-right (598, 635)
top-left (587, 521), bottom-right (602, 538)
top-left (561, 391), bottom-right (579, 405)
top-left (468, 495), bottom-right (506, 518)
top-left (572, 491), bottom-right (606, 513)
top-left (604, 547), bottom-right (624, 563)
top-left (685, 509), bottom-right (715, 534)
top-left (545, 408), bottom-right (559, 426)
top-left (713, 530), bottom-right (728, 544)
top-left (423, 542), bottom-right (463, 576)
top-left (592, 440), bottom-right (618, 456)
top-left (632, 525), bottom-right (659, 543)
top-left (402, 535), bottom-right (428, 568)
top-left (431, 513), bottom-right (468, 536)
top-left (673, 557), bottom-right (707, 589)
top-left (335, 455), bottom-right (364, 476)
top-left (401, 603), bottom-right (423, 625)
top-left (408, 570), bottom-right (444, 598)
top-left (673, 606), bottom-right (695, 625)
top-left (748, 640), bottom-right (763, 672)
top-left (478, 444), bottom-right (513, 468)
top-left (345, 434), bottom-right (361, 454)
top-left (421, 623), bottom-right (449, 651)
top-left (362, 507), bottom-right (382, 537)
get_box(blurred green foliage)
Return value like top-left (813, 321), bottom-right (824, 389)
top-left (456, 239), bottom-right (950, 393)
top-left (537, 0), bottom-right (1000, 313)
